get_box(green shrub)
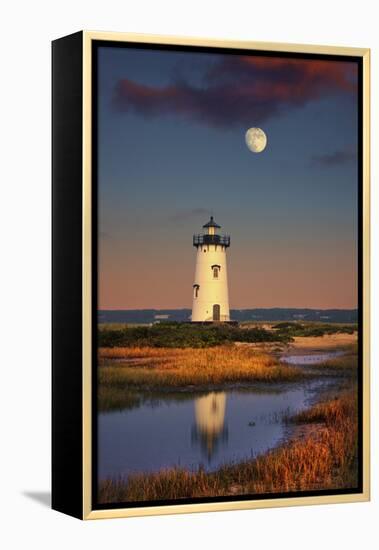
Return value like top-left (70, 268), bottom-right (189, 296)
top-left (98, 322), bottom-right (292, 348)
top-left (272, 322), bottom-right (357, 338)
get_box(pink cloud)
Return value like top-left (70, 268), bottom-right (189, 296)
top-left (113, 55), bottom-right (358, 127)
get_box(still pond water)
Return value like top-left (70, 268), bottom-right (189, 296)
top-left (98, 352), bottom-right (339, 480)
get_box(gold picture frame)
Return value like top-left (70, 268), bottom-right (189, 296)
top-left (52, 31), bottom-right (370, 520)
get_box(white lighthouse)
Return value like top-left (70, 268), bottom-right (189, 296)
top-left (191, 216), bottom-right (230, 322)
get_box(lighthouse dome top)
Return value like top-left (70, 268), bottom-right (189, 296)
top-left (193, 215), bottom-right (230, 248)
top-left (203, 216), bottom-right (221, 229)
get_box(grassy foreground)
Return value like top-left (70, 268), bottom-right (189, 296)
top-left (99, 346), bottom-right (306, 409)
top-left (99, 391), bottom-right (358, 503)
top-left (98, 344), bottom-right (357, 410)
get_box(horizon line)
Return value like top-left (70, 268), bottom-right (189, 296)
top-left (98, 306), bottom-right (358, 312)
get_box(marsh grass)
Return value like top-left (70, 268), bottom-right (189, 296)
top-left (317, 353), bottom-right (358, 373)
top-left (287, 389), bottom-right (357, 426)
top-left (98, 345), bottom-right (358, 410)
top-left (99, 346), bottom-right (306, 392)
top-left (98, 387), bottom-right (143, 412)
top-left (99, 391), bottom-right (358, 503)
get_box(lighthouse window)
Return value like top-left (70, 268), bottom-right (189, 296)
top-left (193, 284), bottom-right (200, 298)
top-left (211, 265), bottom-right (221, 279)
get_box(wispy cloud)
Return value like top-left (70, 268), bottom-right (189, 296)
top-left (113, 56), bottom-right (358, 128)
top-left (312, 148), bottom-right (357, 167)
top-left (168, 208), bottom-right (211, 222)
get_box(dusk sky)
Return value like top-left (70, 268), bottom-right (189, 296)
top-left (97, 45), bottom-right (359, 310)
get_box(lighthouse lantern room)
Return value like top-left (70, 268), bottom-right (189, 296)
top-left (191, 216), bottom-right (230, 322)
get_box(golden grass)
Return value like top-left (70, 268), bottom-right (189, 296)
top-left (318, 353), bottom-right (358, 372)
top-left (290, 332), bottom-right (357, 350)
top-left (288, 390), bottom-right (357, 426)
top-left (100, 347), bottom-right (172, 359)
top-left (98, 345), bottom-right (357, 410)
top-left (99, 346), bottom-right (306, 391)
top-left (99, 391), bottom-right (358, 503)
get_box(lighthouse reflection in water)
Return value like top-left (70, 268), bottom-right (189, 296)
top-left (98, 382), bottom-right (325, 479)
top-left (192, 392), bottom-right (228, 461)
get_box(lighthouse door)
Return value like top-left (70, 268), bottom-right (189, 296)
top-left (213, 304), bottom-right (221, 321)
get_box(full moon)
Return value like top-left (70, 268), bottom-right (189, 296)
top-left (245, 127), bottom-right (267, 153)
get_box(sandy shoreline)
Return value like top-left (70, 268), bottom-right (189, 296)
top-left (240, 332), bottom-right (357, 356)
top-left (289, 332), bottom-right (357, 352)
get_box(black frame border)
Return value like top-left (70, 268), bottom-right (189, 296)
top-left (52, 31), bottom-right (84, 519)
